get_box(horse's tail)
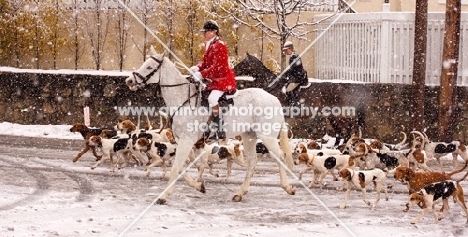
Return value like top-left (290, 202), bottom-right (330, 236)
top-left (279, 122), bottom-right (294, 171)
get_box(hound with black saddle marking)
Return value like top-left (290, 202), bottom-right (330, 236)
top-left (294, 153), bottom-right (357, 188)
top-left (88, 136), bottom-right (133, 172)
top-left (134, 138), bottom-right (177, 178)
top-left (193, 140), bottom-right (246, 181)
top-left (338, 168), bottom-right (389, 209)
top-left (411, 131), bottom-right (468, 170)
top-left (404, 177), bottom-right (468, 224)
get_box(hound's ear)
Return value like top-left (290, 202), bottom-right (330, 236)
top-left (149, 45), bottom-right (157, 55)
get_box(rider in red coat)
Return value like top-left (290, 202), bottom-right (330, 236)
top-left (190, 20), bottom-right (237, 140)
top-left (196, 35), bottom-right (236, 92)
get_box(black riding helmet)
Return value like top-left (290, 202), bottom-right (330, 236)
top-left (201, 20), bottom-right (219, 33)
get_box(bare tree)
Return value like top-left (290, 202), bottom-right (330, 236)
top-left (182, 0), bottom-right (204, 66)
top-left (8, 0), bottom-right (28, 68)
top-left (213, 0), bottom-right (338, 70)
top-left (68, 0), bottom-right (86, 70)
top-left (154, 0), bottom-right (176, 61)
top-left (132, 0), bottom-right (157, 62)
top-left (51, 0), bottom-right (61, 69)
top-left (115, 0), bottom-right (130, 71)
top-left (84, 0), bottom-right (110, 70)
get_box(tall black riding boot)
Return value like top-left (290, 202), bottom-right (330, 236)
top-left (286, 91), bottom-right (297, 107)
top-left (208, 115), bottom-right (226, 140)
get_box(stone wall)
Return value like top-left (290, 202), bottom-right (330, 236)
top-left (0, 72), bottom-right (164, 129)
top-left (1, 72), bottom-right (467, 144)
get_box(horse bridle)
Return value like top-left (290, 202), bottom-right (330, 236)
top-left (131, 55), bottom-right (203, 123)
top-left (132, 56), bottom-right (164, 86)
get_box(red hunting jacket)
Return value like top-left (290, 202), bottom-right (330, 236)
top-left (197, 37), bottom-right (236, 92)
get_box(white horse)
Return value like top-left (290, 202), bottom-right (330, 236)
top-left (125, 47), bottom-right (295, 204)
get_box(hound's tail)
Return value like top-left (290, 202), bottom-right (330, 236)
top-left (394, 131), bottom-right (407, 150)
top-left (136, 114), bottom-right (141, 131)
top-left (158, 111), bottom-right (170, 132)
top-left (146, 114), bottom-right (153, 130)
top-left (456, 167), bottom-right (468, 183)
top-left (448, 160), bottom-right (468, 177)
top-left (279, 123), bottom-right (294, 170)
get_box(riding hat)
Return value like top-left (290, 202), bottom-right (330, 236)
top-left (282, 41), bottom-right (293, 50)
top-left (201, 20), bottom-right (219, 32)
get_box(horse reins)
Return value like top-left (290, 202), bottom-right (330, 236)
top-left (132, 56), bottom-right (164, 85)
top-left (131, 55), bottom-right (204, 125)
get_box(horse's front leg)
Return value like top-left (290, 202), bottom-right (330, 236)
top-left (157, 139), bottom-right (203, 205)
top-left (232, 136), bottom-right (258, 202)
top-left (263, 137), bottom-right (295, 195)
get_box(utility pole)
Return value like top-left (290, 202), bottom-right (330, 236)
top-left (438, 0), bottom-right (461, 142)
top-left (410, 0), bottom-right (428, 132)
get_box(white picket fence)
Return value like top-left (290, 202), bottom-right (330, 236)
top-left (314, 12), bottom-right (468, 86)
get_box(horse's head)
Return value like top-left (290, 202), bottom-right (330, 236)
top-left (234, 53), bottom-right (260, 77)
top-left (234, 53), bottom-right (279, 90)
top-left (126, 47), bottom-right (165, 91)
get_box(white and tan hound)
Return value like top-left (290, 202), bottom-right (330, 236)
top-left (338, 168), bottom-right (389, 209)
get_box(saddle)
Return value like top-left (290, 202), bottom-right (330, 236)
top-left (201, 90), bottom-right (236, 109)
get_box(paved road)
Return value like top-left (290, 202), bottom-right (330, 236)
top-left (2, 135), bottom-right (467, 236)
top-left (0, 135), bottom-right (307, 212)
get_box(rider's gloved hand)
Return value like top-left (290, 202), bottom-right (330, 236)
top-left (193, 71), bottom-right (203, 82)
top-left (189, 66), bottom-right (199, 73)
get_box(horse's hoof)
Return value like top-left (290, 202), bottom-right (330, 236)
top-left (232, 195), bottom-right (242, 202)
top-left (199, 182), bottom-right (206, 193)
top-left (73, 158), bottom-right (78, 163)
top-left (156, 199), bottom-right (166, 205)
top-left (90, 167), bottom-right (95, 170)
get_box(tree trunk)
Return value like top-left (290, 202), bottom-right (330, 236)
top-left (438, 0), bottom-right (461, 142)
top-left (410, 0), bottom-right (428, 132)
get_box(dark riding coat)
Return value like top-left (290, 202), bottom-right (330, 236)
top-left (283, 52), bottom-right (308, 85)
top-left (197, 37), bottom-right (236, 92)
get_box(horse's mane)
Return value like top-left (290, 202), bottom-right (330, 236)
top-left (234, 53), bottom-right (280, 92)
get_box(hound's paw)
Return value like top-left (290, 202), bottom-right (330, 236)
top-left (156, 199), bottom-right (167, 205)
top-left (339, 205), bottom-right (347, 209)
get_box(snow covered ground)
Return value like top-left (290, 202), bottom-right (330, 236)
top-left (0, 122), bottom-right (467, 237)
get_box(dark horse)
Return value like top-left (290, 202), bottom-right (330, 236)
top-left (234, 53), bottom-right (282, 93)
top-left (234, 54), bottom-right (364, 141)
